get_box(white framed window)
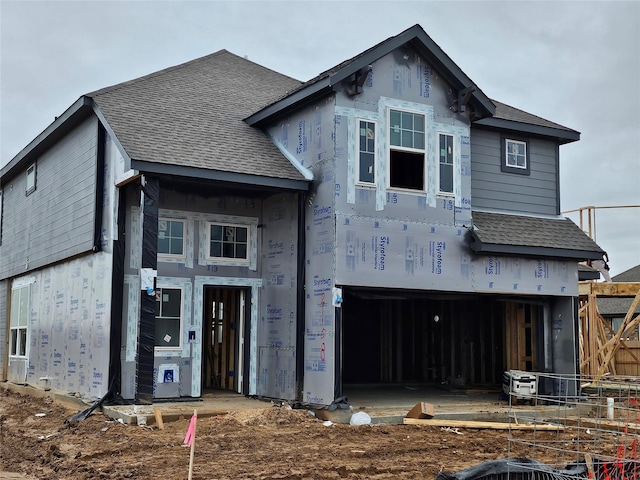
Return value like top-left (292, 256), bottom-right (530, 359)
top-left (10, 285), bottom-right (29, 357)
top-left (438, 133), bottom-right (455, 194)
top-left (357, 120), bottom-right (376, 185)
top-left (502, 138), bottom-right (530, 175)
top-left (158, 218), bottom-right (186, 258)
top-left (154, 287), bottom-right (182, 349)
top-left (207, 223), bottom-right (249, 264)
top-left (388, 109), bottom-right (425, 191)
top-left (26, 163), bottom-right (36, 195)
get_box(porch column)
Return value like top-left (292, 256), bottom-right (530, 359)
top-left (135, 176), bottom-right (159, 404)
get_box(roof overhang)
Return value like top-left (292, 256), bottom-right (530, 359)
top-left (469, 237), bottom-right (604, 261)
top-left (1, 97), bottom-right (94, 184)
top-left (245, 24), bottom-right (495, 127)
top-left (130, 159), bottom-right (310, 193)
top-left (473, 117), bottom-right (580, 145)
top-left (469, 211), bottom-right (605, 262)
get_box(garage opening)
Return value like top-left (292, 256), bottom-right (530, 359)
top-left (341, 288), bottom-right (542, 389)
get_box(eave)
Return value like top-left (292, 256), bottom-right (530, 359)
top-left (130, 159), bottom-right (310, 193)
top-left (469, 234), bottom-right (605, 261)
top-left (473, 117), bottom-right (580, 145)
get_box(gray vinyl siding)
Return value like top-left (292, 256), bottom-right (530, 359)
top-left (470, 128), bottom-right (559, 216)
top-left (0, 279), bottom-right (6, 380)
top-left (0, 116), bottom-right (98, 279)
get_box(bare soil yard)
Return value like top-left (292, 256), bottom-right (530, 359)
top-left (0, 387), bottom-right (619, 479)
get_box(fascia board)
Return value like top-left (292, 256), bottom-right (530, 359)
top-left (90, 100), bottom-right (134, 172)
top-left (130, 160), bottom-right (310, 192)
top-left (471, 238), bottom-right (605, 261)
top-left (473, 117), bottom-right (581, 144)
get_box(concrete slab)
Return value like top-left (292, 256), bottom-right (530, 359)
top-left (2, 381), bottom-right (576, 427)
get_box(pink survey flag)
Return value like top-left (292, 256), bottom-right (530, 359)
top-left (183, 412), bottom-right (197, 447)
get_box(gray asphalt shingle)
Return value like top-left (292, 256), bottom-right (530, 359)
top-left (491, 99), bottom-right (579, 133)
top-left (472, 211), bottom-right (604, 252)
top-left (88, 50), bottom-right (305, 182)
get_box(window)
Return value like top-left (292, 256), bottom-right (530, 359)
top-left (501, 138), bottom-right (530, 175)
top-left (438, 133), bottom-right (454, 194)
top-left (26, 163), bottom-right (36, 195)
top-left (10, 285), bottom-right (29, 357)
top-left (158, 219), bottom-right (185, 257)
top-left (208, 223), bottom-right (248, 262)
top-left (155, 288), bottom-right (182, 348)
top-left (388, 109), bottom-right (425, 190)
top-left (358, 120), bottom-right (376, 184)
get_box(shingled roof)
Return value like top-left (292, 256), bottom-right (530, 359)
top-left (597, 265), bottom-right (640, 316)
top-left (87, 50), bottom-right (307, 186)
top-left (473, 100), bottom-right (580, 144)
top-left (469, 211), bottom-right (605, 260)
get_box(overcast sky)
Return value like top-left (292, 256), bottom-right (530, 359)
top-left (1, 0), bottom-right (639, 276)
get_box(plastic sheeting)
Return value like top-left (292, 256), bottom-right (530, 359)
top-left (435, 458), bottom-right (588, 480)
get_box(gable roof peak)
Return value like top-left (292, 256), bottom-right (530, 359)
top-left (246, 23), bottom-right (496, 126)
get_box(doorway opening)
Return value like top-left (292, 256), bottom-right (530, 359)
top-left (202, 287), bottom-right (248, 394)
top-left (340, 288), bottom-right (547, 393)
top-left (504, 302), bottom-right (540, 372)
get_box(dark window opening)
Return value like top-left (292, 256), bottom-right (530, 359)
top-left (389, 150), bottom-right (424, 190)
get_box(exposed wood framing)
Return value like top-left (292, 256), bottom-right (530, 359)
top-left (403, 418), bottom-right (564, 430)
top-left (579, 281), bottom-right (640, 380)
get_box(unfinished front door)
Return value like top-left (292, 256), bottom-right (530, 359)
top-left (505, 302), bottom-right (538, 372)
top-left (202, 287), bottom-right (245, 392)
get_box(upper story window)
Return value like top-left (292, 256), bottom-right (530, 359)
top-left (501, 138), bottom-right (530, 175)
top-left (388, 109), bottom-right (425, 191)
top-left (26, 163), bottom-right (36, 195)
top-left (158, 218), bottom-right (185, 258)
top-left (154, 287), bottom-right (182, 349)
top-left (438, 133), bottom-right (454, 194)
top-left (207, 223), bottom-right (249, 264)
top-left (10, 285), bottom-right (29, 357)
top-left (358, 120), bottom-right (376, 185)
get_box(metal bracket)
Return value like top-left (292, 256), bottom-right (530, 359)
top-left (457, 86), bottom-right (476, 113)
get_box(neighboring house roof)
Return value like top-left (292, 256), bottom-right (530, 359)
top-left (598, 265), bottom-right (640, 316)
top-left (613, 265), bottom-right (640, 283)
top-left (469, 211), bottom-right (605, 260)
top-left (473, 100), bottom-right (580, 145)
top-left (87, 50), bottom-right (308, 189)
top-left (598, 297), bottom-right (640, 317)
top-left (245, 24), bottom-right (496, 126)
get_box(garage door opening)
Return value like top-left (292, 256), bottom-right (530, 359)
top-left (341, 288), bottom-right (541, 389)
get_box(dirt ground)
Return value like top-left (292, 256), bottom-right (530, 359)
top-left (0, 387), bottom-right (622, 480)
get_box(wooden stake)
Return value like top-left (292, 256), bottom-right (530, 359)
top-left (584, 453), bottom-right (594, 478)
top-left (153, 407), bottom-right (164, 430)
top-left (188, 409), bottom-right (197, 480)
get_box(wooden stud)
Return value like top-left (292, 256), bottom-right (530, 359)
top-left (153, 407), bottom-right (164, 430)
top-left (403, 418), bottom-right (564, 430)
